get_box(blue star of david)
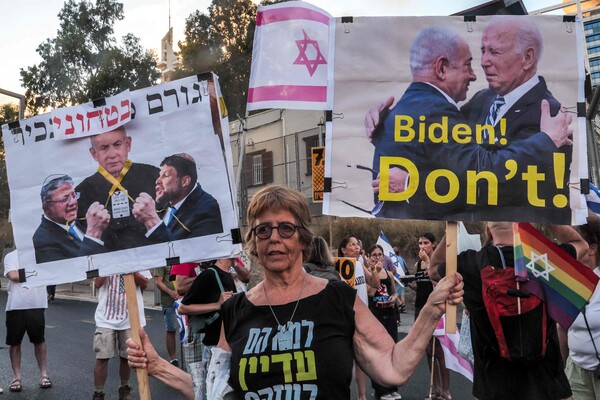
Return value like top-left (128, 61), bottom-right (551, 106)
top-left (294, 29), bottom-right (327, 77)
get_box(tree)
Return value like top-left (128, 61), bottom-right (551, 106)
top-left (0, 103), bottom-right (19, 217)
top-left (21, 0), bottom-right (160, 115)
top-left (174, 0), bottom-right (257, 118)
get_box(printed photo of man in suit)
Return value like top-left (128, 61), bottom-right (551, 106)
top-left (461, 16), bottom-right (572, 223)
top-left (365, 23), bottom-right (572, 221)
top-left (33, 175), bottom-right (108, 263)
top-left (76, 125), bottom-right (160, 251)
top-left (132, 153), bottom-right (223, 242)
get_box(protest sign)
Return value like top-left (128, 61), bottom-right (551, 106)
top-left (335, 257), bottom-right (356, 287)
top-left (2, 73), bottom-right (240, 287)
top-left (324, 15), bottom-right (587, 224)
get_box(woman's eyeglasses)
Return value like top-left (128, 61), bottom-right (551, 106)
top-left (252, 222), bottom-right (301, 239)
top-left (370, 253), bottom-right (383, 258)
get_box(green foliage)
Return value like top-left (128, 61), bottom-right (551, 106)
top-left (0, 103), bottom-right (19, 217)
top-left (0, 103), bottom-right (19, 128)
top-left (0, 218), bottom-right (13, 251)
top-left (20, 0), bottom-right (160, 115)
top-left (173, 0), bottom-right (257, 119)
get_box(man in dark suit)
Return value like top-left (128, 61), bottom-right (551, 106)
top-left (33, 175), bottom-right (108, 264)
top-left (368, 26), bottom-right (571, 220)
top-left (132, 153), bottom-right (223, 242)
top-left (461, 17), bottom-right (571, 223)
top-left (76, 126), bottom-right (160, 250)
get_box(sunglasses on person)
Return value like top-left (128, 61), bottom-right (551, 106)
top-left (252, 222), bottom-right (301, 240)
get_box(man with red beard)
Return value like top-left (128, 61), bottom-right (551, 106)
top-left (133, 153), bottom-right (223, 242)
top-left (33, 174), bottom-right (109, 263)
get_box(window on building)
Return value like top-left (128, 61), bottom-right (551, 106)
top-left (244, 150), bottom-right (273, 187)
top-left (591, 58), bottom-right (600, 68)
top-left (587, 33), bottom-right (600, 43)
top-left (252, 154), bottom-right (263, 184)
top-left (590, 45), bottom-right (600, 55)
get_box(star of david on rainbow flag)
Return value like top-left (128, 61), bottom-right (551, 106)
top-left (513, 222), bottom-right (599, 328)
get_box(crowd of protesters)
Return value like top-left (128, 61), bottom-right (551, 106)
top-left (3, 184), bottom-right (600, 400)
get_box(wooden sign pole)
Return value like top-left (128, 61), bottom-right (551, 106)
top-left (445, 221), bottom-right (458, 334)
top-left (123, 273), bottom-right (152, 400)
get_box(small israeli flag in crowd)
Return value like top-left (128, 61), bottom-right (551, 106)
top-left (586, 182), bottom-right (600, 217)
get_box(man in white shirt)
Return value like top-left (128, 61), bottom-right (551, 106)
top-left (4, 250), bottom-right (51, 392)
top-left (92, 272), bottom-right (149, 400)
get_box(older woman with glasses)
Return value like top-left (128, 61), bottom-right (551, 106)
top-left (127, 185), bottom-right (464, 400)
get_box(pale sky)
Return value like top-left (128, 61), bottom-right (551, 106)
top-left (0, 0), bottom-right (561, 105)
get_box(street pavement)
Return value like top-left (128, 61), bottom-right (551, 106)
top-left (0, 280), bottom-right (475, 399)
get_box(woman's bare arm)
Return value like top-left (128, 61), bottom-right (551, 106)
top-left (352, 273), bottom-right (463, 386)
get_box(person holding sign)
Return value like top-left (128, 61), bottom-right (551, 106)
top-left (132, 153), bottom-right (223, 242)
top-left (366, 244), bottom-right (402, 400)
top-left (126, 184), bottom-right (465, 400)
top-left (92, 272), bottom-right (149, 400)
top-left (33, 174), bottom-right (109, 263)
top-left (338, 235), bottom-right (380, 400)
top-left (366, 26), bottom-right (572, 221)
top-left (429, 223), bottom-right (585, 400)
top-left (76, 126), bottom-right (160, 250)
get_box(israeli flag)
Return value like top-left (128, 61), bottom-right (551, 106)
top-left (586, 182), bottom-right (600, 216)
top-left (174, 299), bottom-right (188, 344)
top-left (377, 231), bottom-right (407, 287)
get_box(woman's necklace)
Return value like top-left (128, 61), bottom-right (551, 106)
top-left (263, 272), bottom-right (306, 334)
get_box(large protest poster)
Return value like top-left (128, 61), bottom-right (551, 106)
top-left (2, 73), bottom-right (241, 287)
top-left (324, 15), bottom-right (588, 225)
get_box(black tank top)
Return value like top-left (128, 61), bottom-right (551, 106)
top-left (415, 260), bottom-right (433, 310)
top-left (221, 281), bottom-right (356, 399)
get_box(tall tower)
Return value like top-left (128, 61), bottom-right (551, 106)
top-left (157, 0), bottom-right (181, 81)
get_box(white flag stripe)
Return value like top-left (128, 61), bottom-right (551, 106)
top-left (376, 231), bottom-right (406, 277)
top-left (250, 22), bottom-right (330, 85)
top-left (434, 315), bottom-right (474, 382)
top-left (457, 221), bottom-right (482, 253)
top-left (586, 182), bottom-right (600, 216)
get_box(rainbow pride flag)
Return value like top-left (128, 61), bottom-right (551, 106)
top-left (513, 222), bottom-right (599, 328)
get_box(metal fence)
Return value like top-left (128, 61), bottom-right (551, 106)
top-left (230, 125), bottom-right (325, 226)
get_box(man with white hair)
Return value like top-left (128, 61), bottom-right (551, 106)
top-left (77, 126), bottom-right (160, 250)
top-left (367, 26), bottom-right (571, 220)
top-left (33, 174), bottom-right (108, 264)
top-left (462, 17), bottom-right (571, 223)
